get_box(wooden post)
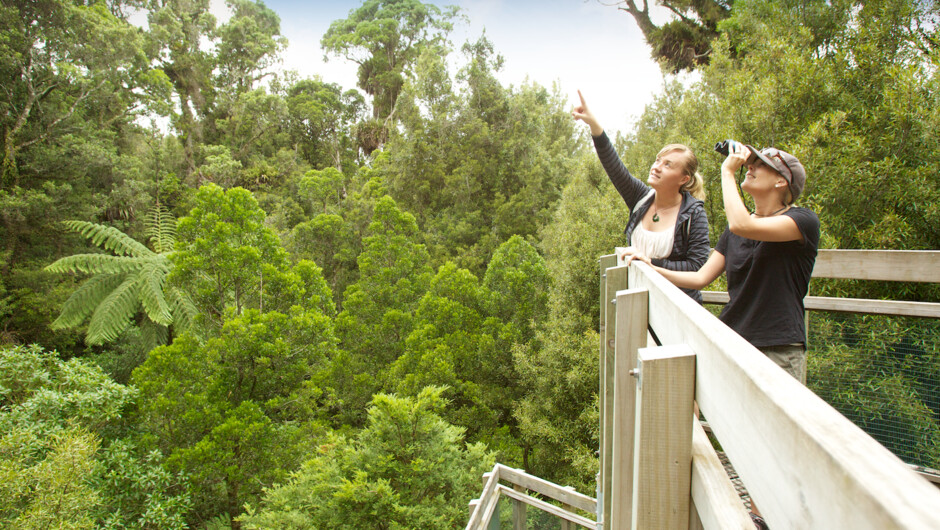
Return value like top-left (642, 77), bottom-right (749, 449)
top-left (608, 288), bottom-right (648, 529)
top-left (599, 258), bottom-right (624, 528)
top-left (560, 486), bottom-right (578, 530)
top-left (512, 484), bottom-right (526, 530)
top-left (630, 344), bottom-right (696, 530)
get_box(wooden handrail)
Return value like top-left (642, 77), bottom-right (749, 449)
top-left (466, 464), bottom-right (597, 529)
top-left (619, 258), bottom-right (940, 528)
top-left (813, 249), bottom-right (940, 282)
top-left (697, 249), bottom-right (940, 317)
top-left (494, 464), bottom-right (596, 514)
top-left (701, 291), bottom-right (940, 318)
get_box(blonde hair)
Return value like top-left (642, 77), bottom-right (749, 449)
top-left (658, 144), bottom-right (706, 201)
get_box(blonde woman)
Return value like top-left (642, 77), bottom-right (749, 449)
top-left (572, 90), bottom-right (710, 302)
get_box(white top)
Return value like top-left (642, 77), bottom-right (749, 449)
top-left (631, 223), bottom-right (675, 259)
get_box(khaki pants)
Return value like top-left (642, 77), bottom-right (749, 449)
top-left (759, 343), bottom-right (807, 385)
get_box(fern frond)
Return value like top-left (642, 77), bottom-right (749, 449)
top-left (139, 319), bottom-right (170, 351)
top-left (45, 254), bottom-right (151, 275)
top-left (86, 274), bottom-right (141, 345)
top-left (147, 206), bottom-right (177, 253)
top-left (166, 286), bottom-right (197, 334)
top-left (137, 261), bottom-right (172, 326)
top-left (62, 220), bottom-right (152, 257)
top-left (51, 274), bottom-right (126, 330)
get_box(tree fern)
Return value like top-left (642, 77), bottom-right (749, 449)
top-left (147, 205), bottom-right (177, 254)
top-left (87, 274), bottom-right (142, 344)
top-left (45, 254), bottom-right (149, 276)
top-left (51, 274), bottom-right (126, 330)
top-left (61, 220), bottom-right (151, 257)
top-left (46, 206), bottom-right (192, 346)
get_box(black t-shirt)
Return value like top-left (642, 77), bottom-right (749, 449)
top-left (714, 207), bottom-right (820, 348)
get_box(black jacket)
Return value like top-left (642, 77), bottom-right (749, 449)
top-left (593, 132), bottom-right (711, 303)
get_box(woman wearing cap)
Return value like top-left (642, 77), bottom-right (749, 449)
top-left (572, 90), bottom-right (711, 302)
top-left (651, 140), bottom-right (820, 383)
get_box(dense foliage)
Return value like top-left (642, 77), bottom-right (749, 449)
top-left (1, 0), bottom-right (938, 526)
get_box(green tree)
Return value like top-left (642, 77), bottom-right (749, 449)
top-left (239, 387), bottom-right (494, 530)
top-left (145, 0), bottom-right (217, 177)
top-left (379, 35), bottom-right (579, 275)
top-left (0, 0), bottom-right (159, 186)
top-left (133, 305), bottom-right (338, 524)
top-left (389, 263), bottom-right (496, 432)
top-left (171, 184), bottom-right (334, 330)
top-left (332, 195), bottom-right (432, 425)
top-left (321, 0), bottom-right (460, 152)
top-left (0, 344), bottom-right (190, 529)
top-left (610, 0), bottom-right (732, 72)
top-left (45, 206), bottom-right (195, 348)
top-left (513, 152), bottom-right (623, 485)
top-left (214, 0), bottom-right (287, 96)
top-left (283, 78), bottom-right (366, 171)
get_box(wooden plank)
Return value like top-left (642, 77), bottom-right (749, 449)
top-left (497, 486), bottom-right (596, 529)
top-left (630, 345), bottom-right (695, 530)
top-left (481, 487), bottom-right (500, 530)
top-left (627, 262), bottom-right (940, 529)
top-left (601, 262), bottom-right (627, 527)
top-left (701, 291), bottom-right (940, 318)
top-left (803, 296), bottom-right (940, 318)
top-left (690, 419), bottom-right (753, 530)
top-left (813, 250), bottom-right (940, 282)
top-left (609, 286), bottom-right (647, 529)
top-left (495, 464), bottom-right (596, 514)
top-left (467, 467), bottom-right (501, 530)
top-left (598, 252), bottom-right (617, 525)
top-left (511, 484), bottom-right (525, 530)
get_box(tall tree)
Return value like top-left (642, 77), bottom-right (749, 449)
top-left (170, 184), bottom-right (334, 331)
top-left (145, 0), bottom-right (217, 177)
top-left (332, 195), bottom-right (432, 425)
top-left (321, 0), bottom-right (460, 152)
top-left (0, 0), bottom-right (157, 186)
top-left (609, 0), bottom-right (732, 72)
top-left (283, 78), bottom-right (366, 171)
top-left (380, 35), bottom-right (579, 275)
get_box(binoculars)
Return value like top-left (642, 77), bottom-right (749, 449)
top-left (714, 140), bottom-right (758, 164)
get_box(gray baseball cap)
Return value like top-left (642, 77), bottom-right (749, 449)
top-left (746, 146), bottom-right (807, 203)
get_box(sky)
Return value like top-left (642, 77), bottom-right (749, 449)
top-left (246, 0), bottom-right (675, 135)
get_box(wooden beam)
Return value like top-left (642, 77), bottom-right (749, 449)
top-left (627, 262), bottom-right (940, 529)
top-left (466, 467), bottom-right (501, 530)
top-left (609, 287), bottom-right (647, 529)
top-left (601, 261), bottom-right (627, 527)
top-left (497, 486), bottom-right (596, 528)
top-left (701, 291), bottom-right (940, 318)
top-left (630, 345), bottom-right (695, 530)
top-left (495, 464), bottom-right (597, 514)
top-left (813, 250), bottom-right (940, 282)
top-left (690, 419), bottom-right (753, 530)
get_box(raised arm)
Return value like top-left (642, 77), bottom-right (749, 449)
top-left (571, 89), bottom-right (604, 136)
top-left (721, 142), bottom-right (804, 243)
top-left (572, 90), bottom-right (649, 207)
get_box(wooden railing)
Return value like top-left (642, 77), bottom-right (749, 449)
top-left (596, 250), bottom-right (940, 529)
top-left (466, 463), bottom-right (596, 529)
top-left (701, 249), bottom-right (940, 318)
top-left (468, 249), bottom-right (940, 529)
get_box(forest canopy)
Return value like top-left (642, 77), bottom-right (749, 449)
top-left (1, 0), bottom-right (938, 527)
